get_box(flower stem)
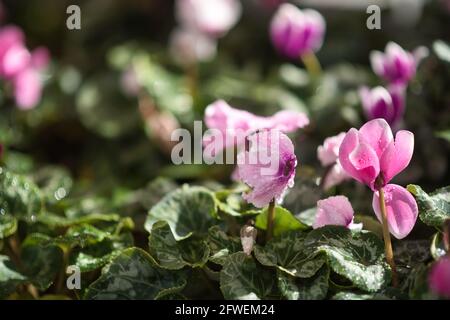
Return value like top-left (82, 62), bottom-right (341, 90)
top-left (267, 199), bottom-right (276, 242)
top-left (300, 51), bottom-right (322, 79)
top-left (378, 188), bottom-right (398, 287)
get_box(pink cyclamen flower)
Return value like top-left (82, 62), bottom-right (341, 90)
top-left (0, 25), bottom-right (29, 78)
top-left (13, 67), bottom-right (43, 110)
top-left (338, 118), bottom-right (414, 191)
top-left (359, 85), bottom-right (406, 127)
top-left (237, 130), bottom-right (297, 208)
top-left (175, 0), bottom-right (242, 38)
top-left (169, 27), bottom-right (217, 66)
top-left (370, 41), bottom-right (428, 85)
top-left (270, 3), bottom-right (326, 59)
top-left (372, 184), bottom-right (418, 239)
top-left (313, 195), bottom-right (361, 230)
top-left (203, 100), bottom-right (309, 153)
top-left (317, 132), bottom-right (350, 189)
top-left (429, 257), bottom-right (450, 299)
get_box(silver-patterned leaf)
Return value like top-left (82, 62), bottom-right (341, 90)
top-left (408, 184), bottom-right (450, 228)
top-left (304, 226), bottom-right (391, 292)
top-left (0, 214), bottom-right (17, 239)
top-left (0, 255), bottom-right (27, 299)
top-left (207, 226), bottom-right (242, 266)
top-left (84, 248), bottom-right (187, 300)
top-left (145, 185), bottom-right (217, 240)
top-left (220, 252), bottom-right (275, 300)
top-left (254, 231), bottom-right (326, 278)
top-left (277, 266), bottom-right (329, 300)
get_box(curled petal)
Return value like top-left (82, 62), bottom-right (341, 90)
top-left (339, 128), bottom-right (379, 190)
top-left (268, 110), bottom-right (309, 132)
top-left (380, 130), bottom-right (414, 183)
top-left (317, 132), bottom-right (346, 166)
top-left (313, 195), bottom-right (354, 229)
top-left (359, 118), bottom-right (393, 157)
top-left (372, 184), bottom-right (418, 239)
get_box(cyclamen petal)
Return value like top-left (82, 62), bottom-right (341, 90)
top-left (317, 132), bottom-right (346, 166)
top-left (429, 257), bottom-right (450, 299)
top-left (313, 195), bottom-right (355, 229)
top-left (372, 184), bottom-right (418, 239)
top-left (370, 41), bottom-right (428, 85)
top-left (169, 28), bottom-right (217, 66)
top-left (13, 67), bottom-right (42, 110)
top-left (203, 100), bottom-right (309, 152)
top-left (175, 0), bottom-right (242, 37)
top-left (237, 130), bottom-right (297, 208)
top-left (0, 25), bottom-right (27, 78)
top-left (270, 4), bottom-right (325, 59)
top-left (322, 162), bottom-right (349, 190)
top-left (358, 118), bottom-right (393, 158)
top-left (380, 130), bottom-right (414, 184)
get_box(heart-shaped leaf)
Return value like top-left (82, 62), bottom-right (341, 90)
top-left (148, 221), bottom-right (210, 270)
top-left (255, 206), bottom-right (308, 237)
top-left (220, 252), bottom-right (276, 300)
top-left (207, 226), bottom-right (242, 265)
top-left (84, 248), bottom-right (187, 300)
top-left (0, 255), bottom-right (27, 299)
top-left (304, 226), bottom-right (391, 292)
top-left (277, 265), bottom-right (329, 300)
top-left (145, 185), bottom-right (217, 240)
top-left (254, 230), bottom-right (326, 278)
top-left (407, 184), bottom-right (450, 228)
top-left (0, 214), bottom-right (17, 239)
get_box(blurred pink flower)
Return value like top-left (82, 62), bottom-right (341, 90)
top-left (429, 257), bottom-right (450, 299)
top-left (13, 67), bottom-right (43, 110)
top-left (372, 184), bottom-right (418, 239)
top-left (313, 195), bottom-right (360, 230)
top-left (0, 25), bottom-right (29, 78)
top-left (270, 3), bottom-right (325, 59)
top-left (30, 46), bottom-right (50, 70)
top-left (169, 27), bottom-right (217, 65)
top-left (338, 118), bottom-right (414, 191)
top-left (237, 130), bottom-right (297, 208)
top-left (203, 99), bottom-right (309, 152)
top-left (317, 132), bottom-right (350, 189)
top-left (370, 41), bottom-right (428, 85)
top-left (359, 85), bottom-right (406, 127)
top-left (175, 0), bottom-right (242, 38)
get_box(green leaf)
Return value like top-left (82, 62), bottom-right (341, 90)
top-left (20, 234), bottom-right (63, 291)
top-left (255, 206), bottom-right (308, 237)
top-left (295, 207), bottom-right (316, 227)
top-left (145, 185), bottom-right (217, 240)
top-left (435, 130), bottom-right (450, 142)
top-left (220, 252), bottom-right (275, 300)
top-left (69, 232), bottom-right (134, 273)
top-left (332, 291), bottom-right (391, 300)
top-left (0, 214), bottom-right (17, 239)
top-left (304, 226), bottom-right (391, 292)
top-left (407, 184), bottom-right (450, 228)
top-left (36, 212), bottom-right (121, 229)
top-left (32, 166), bottom-right (73, 204)
top-left (139, 177), bottom-right (178, 210)
top-left (254, 231), bottom-right (326, 278)
top-left (84, 248), bottom-right (187, 300)
top-left (0, 167), bottom-right (43, 220)
top-left (406, 264), bottom-right (435, 299)
top-left (277, 266), bottom-right (329, 300)
top-left (148, 221), bottom-right (210, 270)
top-left (207, 226), bottom-right (242, 265)
top-left (0, 255), bottom-right (27, 299)
top-left (39, 224), bottom-right (113, 249)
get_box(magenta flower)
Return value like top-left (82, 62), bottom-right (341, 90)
top-left (313, 195), bottom-right (360, 230)
top-left (203, 100), bottom-right (309, 152)
top-left (429, 257), bottom-right (450, 299)
top-left (338, 118), bottom-right (414, 191)
top-left (0, 25), bottom-right (29, 78)
top-left (270, 3), bottom-right (325, 59)
top-left (372, 184), bottom-right (418, 239)
top-left (317, 132), bottom-right (350, 189)
top-left (237, 130), bottom-right (297, 208)
top-left (359, 85), bottom-right (405, 127)
top-left (175, 0), bottom-right (242, 38)
top-left (370, 41), bottom-right (428, 85)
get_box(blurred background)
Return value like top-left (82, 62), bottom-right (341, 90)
top-left (0, 0), bottom-right (449, 239)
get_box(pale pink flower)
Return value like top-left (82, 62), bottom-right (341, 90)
top-left (313, 195), bottom-right (360, 230)
top-left (175, 0), bottom-right (242, 37)
top-left (12, 67), bottom-right (42, 110)
top-left (0, 25), bottom-right (29, 78)
top-left (237, 130), bottom-right (297, 208)
top-left (372, 184), bottom-right (418, 239)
